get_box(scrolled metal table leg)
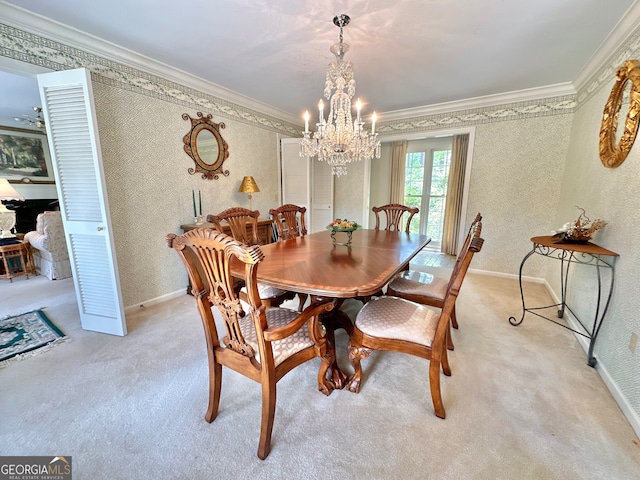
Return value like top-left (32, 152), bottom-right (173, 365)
top-left (509, 248), bottom-right (535, 326)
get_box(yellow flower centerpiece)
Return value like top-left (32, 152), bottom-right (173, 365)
top-left (327, 218), bottom-right (360, 232)
top-left (327, 219), bottom-right (361, 247)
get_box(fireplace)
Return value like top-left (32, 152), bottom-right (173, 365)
top-left (3, 198), bottom-right (59, 234)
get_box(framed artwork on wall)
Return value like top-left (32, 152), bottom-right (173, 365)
top-left (0, 126), bottom-right (55, 184)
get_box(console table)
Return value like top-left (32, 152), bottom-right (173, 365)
top-left (509, 235), bottom-right (618, 367)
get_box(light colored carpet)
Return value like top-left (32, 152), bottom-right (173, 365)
top-left (1, 272), bottom-right (639, 479)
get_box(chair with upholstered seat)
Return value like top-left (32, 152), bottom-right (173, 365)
top-left (386, 213), bottom-right (482, 350)
top-left (373, 203), bottom-right (419, 233)
top-left (24, 210), bottom-right (72, 280)
top-left (207, 207), bottom-right (262, 246)
top-left (269, 203), bottom-right (307, 240)
top-left (354, 203), bottom-right (420, 304)
top-left (269, 203), bottom-right (309, 310)
top-left (167, 229), bottom-right (336, 459)
top-left (208, 207), bottom-right (295, 308)
top-left (345, 224), bottom-right (484, 419)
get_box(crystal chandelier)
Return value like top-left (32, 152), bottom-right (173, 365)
top-left (300, 14), bottom-right (381, 176)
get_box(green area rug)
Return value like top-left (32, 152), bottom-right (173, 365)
top-left (0, 310), bottom-right (66, 368)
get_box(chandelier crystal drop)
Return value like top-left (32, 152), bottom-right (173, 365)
top-left (300, 14), bottom-right (381, 176)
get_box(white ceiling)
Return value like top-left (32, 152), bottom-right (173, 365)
top-left (0, 0), bottom-right (637, 127)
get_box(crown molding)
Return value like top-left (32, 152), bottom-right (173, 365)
top-left (573, 0), bottom-right (640, 93)
top-left (0, 1), bottom-right (300, 125)
top-left (5, 0), bottom-right (634, 128)
top-left (379, 83), bottom-right (576, 122)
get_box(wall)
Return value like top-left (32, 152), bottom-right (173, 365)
top-left (2, 9), bottom-right (639, 431)
top-left (92, 84), bottom-right (281, 306)
top-left (550, 52), bottom-right (640, 425)
top-left (334, 158), bottom-right (366, 225)
top-left (0, 22), bottom-right (299, 309)
top-left (468, 114), bottom-right (572, 275)
top-left (367, 112), bottom-right (573, 276)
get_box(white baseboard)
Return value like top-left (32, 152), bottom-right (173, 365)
top-left (417, 265), bottom-right (545, 285)
top-left (124, 288), bottom-right (187, 314)
top-left (450, 266), bottom-right (640, 438)
top-left (467, 267), bottom-right (544, 284)
top-left (541, 279), bottom-right (640, 439)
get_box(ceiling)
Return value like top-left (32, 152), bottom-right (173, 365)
top-left (0, 0), bottom-right (637, 127)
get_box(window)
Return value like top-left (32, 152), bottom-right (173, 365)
top-left (404, 138), bottom-right (452, 248)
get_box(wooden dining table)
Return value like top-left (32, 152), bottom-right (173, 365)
top-left (230, 228), bottom-right (431, 388)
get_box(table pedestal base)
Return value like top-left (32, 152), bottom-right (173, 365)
top-left (313, 297), bottom-right (354, 389)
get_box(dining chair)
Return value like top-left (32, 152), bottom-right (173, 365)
top-left (386, 213), bottom-right (482, 350)
top-left (167, 229), bottom-right (336, 459)
top-left (354, 203), bottom-right (420, 304)
top-left (345, 225), bottom-right (484, 419)
top-left (372, 203), bottom-right (419, 233)
top-left (269, 203), bottom-right (307, 240)
top-left (269, 203), bottom-right (309, 310)
top-left (207, 206), bottom-right (262, 246)
top-left (208, 206), bottom-right (295, 308)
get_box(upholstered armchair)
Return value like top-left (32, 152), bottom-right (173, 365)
top-left (24, 211), bottom-right (72, 280)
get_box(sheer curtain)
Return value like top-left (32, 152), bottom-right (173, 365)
top-left (390, 141), bottom-right (408, 204)
top-left (441, 134), bottom-right (469, 255)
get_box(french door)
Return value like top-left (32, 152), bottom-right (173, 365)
top-left (404, 138), bottom-right (452, 249)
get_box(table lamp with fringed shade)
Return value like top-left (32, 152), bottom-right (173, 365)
top-left (0, 178), bottom-right (25, 239)
top-left (238, 176), bottom-right (260, 210)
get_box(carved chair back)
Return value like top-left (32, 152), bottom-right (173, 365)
top-left (168, 229), bottom-right (261, 357)
top-left (447, 212), bottom-right (482, 290)
top-left (166, 228), bottom-right (335, 459)
top-left (207, 207), bottom-right (260, 246)
top-left (372, 203), bottom-right (419, 233)
top-left (269, 204), bottom-right (307, 240)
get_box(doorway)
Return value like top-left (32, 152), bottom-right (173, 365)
top-left (404, 137), bottom-right (452, 250)
top-left (369, 127), bottom-right (475, 253)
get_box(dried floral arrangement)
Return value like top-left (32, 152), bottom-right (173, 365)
top-left (552, 207), bottom-right (607, 243)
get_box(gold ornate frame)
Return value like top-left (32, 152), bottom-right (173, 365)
top-left (182, 112), bottom-right (230, 180)
top-left (599, 60), bottom-right (640, 168)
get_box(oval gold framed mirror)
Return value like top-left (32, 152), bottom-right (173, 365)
top-left (182, 112), bottom-right (230, 179)
top-left (599, 60), bottom-right (640, 168)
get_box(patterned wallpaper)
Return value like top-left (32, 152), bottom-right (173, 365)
top-left (466, 114), bottom-right (573, 276)
top-left (551, 80), bottom-right (640, 419)
top-left (92, 83), bottom-right (281, 307)
top-left (0, 23), bottom-right (300, 137)
top-left (2, 12), bottom-right (639, 436)
top-left (334, 160), bottom-right (367, 225)
top-left (376, 96), bottom-right (576, 135)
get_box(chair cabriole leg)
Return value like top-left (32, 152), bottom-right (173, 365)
top-left (429, 359), bottom-right (446, 419)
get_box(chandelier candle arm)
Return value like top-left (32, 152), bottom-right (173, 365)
top-left (300, 13), bottom-right (381, 177)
